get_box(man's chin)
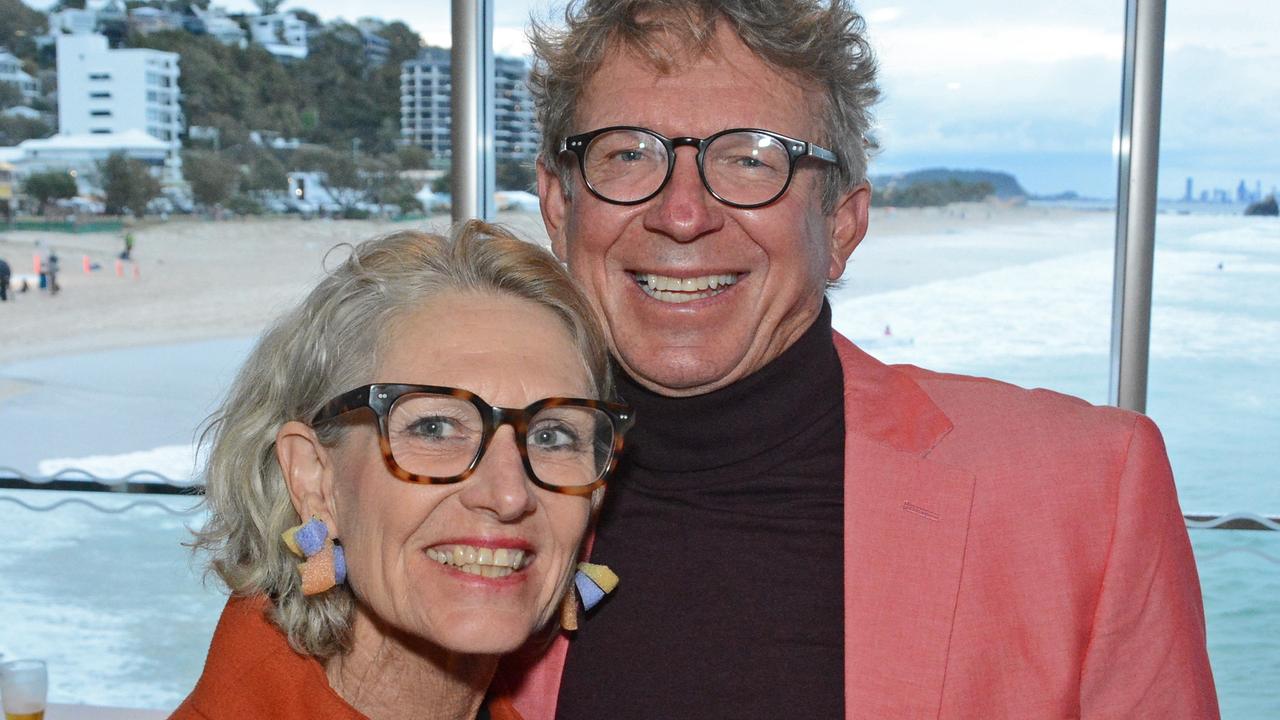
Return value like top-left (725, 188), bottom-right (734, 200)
top-left (615, 349), bottom-right (749, 398)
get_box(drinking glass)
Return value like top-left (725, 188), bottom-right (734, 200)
top-left (0, 659), bottom-right (47, 720)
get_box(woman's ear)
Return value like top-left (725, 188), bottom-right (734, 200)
top-left (277, 421), bottom-right (336, 528)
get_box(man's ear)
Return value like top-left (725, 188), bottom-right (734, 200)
top-left (827, 181), bottom-right (871, 282)
top-left (276, 421), bottom-right (337, 531)
top-left (537, 158), bottom-right (570, 260)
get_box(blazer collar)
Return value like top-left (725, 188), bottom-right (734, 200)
top-left (835, 332), bottom-right (975, 718)
top-left (834, 332), bottom-right (953, 454)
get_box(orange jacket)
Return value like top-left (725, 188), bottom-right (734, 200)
top-left (172, 595), bottom-right (523, 720)
top-left (501, 332), bottom-right (1218, 719)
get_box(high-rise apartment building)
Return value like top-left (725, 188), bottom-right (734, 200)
top-left (56, 33), bottom-right (182, 175)
top-left (494, 56), bottom-right (538, 161)
top-left (400, 48), bottom-right (540, 164)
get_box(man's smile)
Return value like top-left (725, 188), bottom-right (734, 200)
top-left (628, 271), bottom-right (741, 304)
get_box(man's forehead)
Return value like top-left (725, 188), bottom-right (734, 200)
top-left (575, 26), bottom-right (821, 134)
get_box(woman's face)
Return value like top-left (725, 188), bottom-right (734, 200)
top-left (329, 290), bottom-right (595, 655)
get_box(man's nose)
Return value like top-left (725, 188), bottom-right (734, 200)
top-left (458, 426), bottom-right (536, 522)
top-left (642, 147), bottom-right (724, 243)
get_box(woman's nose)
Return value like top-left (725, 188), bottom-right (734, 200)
top-left (458, 425), bottom-right (537, 522)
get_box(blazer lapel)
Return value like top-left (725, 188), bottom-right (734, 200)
top-left (834, 334), bottom-right (975, 719)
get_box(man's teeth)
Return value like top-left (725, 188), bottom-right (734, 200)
top-left (427, 545), bottom-right (529, 578)
top-left (635, 272), bottom-right (739, 303)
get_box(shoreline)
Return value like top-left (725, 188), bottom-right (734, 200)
top-left (1, 204), bottom-right (1090, 365)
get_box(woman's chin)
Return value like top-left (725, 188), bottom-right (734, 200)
top-left (428, 613), bottom-right (538, 655)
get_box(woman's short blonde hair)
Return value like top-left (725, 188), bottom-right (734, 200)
top-left (193, 220), bottom-right (613, 657)
top-left (529, 0), bottom-right (880, 212)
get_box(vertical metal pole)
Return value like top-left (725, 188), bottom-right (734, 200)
top-left (1108, 0), bottom-right (1166, 413)
top-left (451, 0), bottom-right (496, 222)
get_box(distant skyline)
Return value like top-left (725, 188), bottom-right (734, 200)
top-left (24, 0), bottom-right (1279, 198)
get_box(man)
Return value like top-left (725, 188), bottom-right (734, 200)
top-left (501, 1), bottom-right (1218, 717)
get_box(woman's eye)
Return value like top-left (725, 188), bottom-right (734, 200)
top-left (529, 423), bottom-right (580, 451)
top-left (409, 416), bottom-right (459, 439)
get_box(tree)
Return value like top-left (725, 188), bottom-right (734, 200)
top-left (431, 169), bottom-right (451, 194)
top-left (396, 144), bottom-right (433, 170)
top-left (252, 0), bottom-right (284, 14)
top-left (0, 114), bottom-right (53, 145)
top-left (293, 146), bottom-right (360, 208)
top-left (241, 148), bottom-right (287, 193)
top-left (99, 152), bottom-right (162, 217)
top-left (22, 171), bottom-right (77, 214)
top-left (0, 81), bottom-right (23, 110)
top-left (183, 150), bottom-right (240, 207)
top-left (0, 0), bottom-right (47, 58)
top-left (497, 159), bottom-right (536, 192)
top-left (1244, 195), bottom-right (1278, 217)
top-left (378, 21), bottom-right (423, 66)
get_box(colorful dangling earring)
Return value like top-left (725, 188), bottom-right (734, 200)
top-left (282, 515), bottom-right (347, 596)
top-left (561, 562), bottom-right (619, 631)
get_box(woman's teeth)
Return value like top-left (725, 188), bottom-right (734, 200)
top-left (427, 544), bottom-right (529, 578)
top-left (634, 272), bottom-right (739, 303)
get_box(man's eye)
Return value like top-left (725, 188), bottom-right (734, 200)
top-left (612, 148), bottom-right (647, 162)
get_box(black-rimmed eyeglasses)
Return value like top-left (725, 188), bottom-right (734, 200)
top-left (559, 126), bottom-right (838, 208)
top-left (311, 384), bottom-right (635, 496)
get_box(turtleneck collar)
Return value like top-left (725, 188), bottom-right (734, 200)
top-left (614, 301), bottom-right (842, 474)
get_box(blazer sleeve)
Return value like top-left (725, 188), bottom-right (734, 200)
top-left (1078, 414), bottom-right (1220, 718)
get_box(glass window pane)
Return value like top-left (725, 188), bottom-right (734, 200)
top-left (830, 2), bottom-right (1124, 405)
top-left (0, 2), bottom-right (454, 709)
top-left (1152, 1), bottom-right (1280, 715)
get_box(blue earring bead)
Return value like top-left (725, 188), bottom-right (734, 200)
top-left (333, 543), bottom-right (347, 585)
top-left (574, 562), bottom-right (619, 611)
top-left (574, 572), bottom-right (606, 610)
top-left (282, 516), bottom-right (330, 558)
top-left (294, 517), bottom-right (329, 557)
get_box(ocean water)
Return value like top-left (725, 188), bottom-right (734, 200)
top-left (0, 213), bottom-right (1276, 716)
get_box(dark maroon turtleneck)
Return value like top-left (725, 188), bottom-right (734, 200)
top-left (555, 302), bottom-right (845, 719)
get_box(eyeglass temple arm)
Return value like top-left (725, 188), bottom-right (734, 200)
top-left (807, 144), bottom-right (838, 164)
top-left (312, 386), bottom-right (376, 424)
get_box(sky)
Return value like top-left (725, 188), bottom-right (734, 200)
top-left (33, 0), bottom-right (1280, 198)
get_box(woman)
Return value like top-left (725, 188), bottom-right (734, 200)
top-left (173, 220), bottom-right (632, 720)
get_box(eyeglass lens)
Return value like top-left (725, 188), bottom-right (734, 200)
top-left (386, 392), bottom-right (615, 487)
top-left (585, 128), bottom-right (791, 206)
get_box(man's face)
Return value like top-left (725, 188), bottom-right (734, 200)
top-left (540, 23), bottom-right (869, 397)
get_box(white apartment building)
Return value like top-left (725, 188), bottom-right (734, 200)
top-left (250, 13), bottom-right (309, 60)
top-left (192, 6), bottom-right (248, 48)
top-left (48, 8), bottom-right (99, 36)
top-left (400, 47), bottom-right (451, 159)
top-left (0, 50), bottom-right (40, 102)
top-left (55, 34), bottom-right (182, 178)
top-left (494, 56), bottom-right (538, 161)
top-left (400, 49), bottom-right (539, 163)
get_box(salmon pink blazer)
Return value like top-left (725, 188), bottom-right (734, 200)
top-left (499, 333), bottom-right (1219, 719)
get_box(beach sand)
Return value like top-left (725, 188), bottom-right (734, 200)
top-left (0, 203), bottom-right (1096, 365)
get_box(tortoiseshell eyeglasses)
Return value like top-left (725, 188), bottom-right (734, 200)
top-left (311, 384), bottom-right (635, 496)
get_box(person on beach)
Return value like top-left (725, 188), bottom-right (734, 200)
top-left (0, 257), bottom-right (10, 302)
top-left (498, 1), bottom-right (1219, 718)
top-left (44, 248), bottom-right (59, 295)
top-left (173, 221), bottom-right (633, 720)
